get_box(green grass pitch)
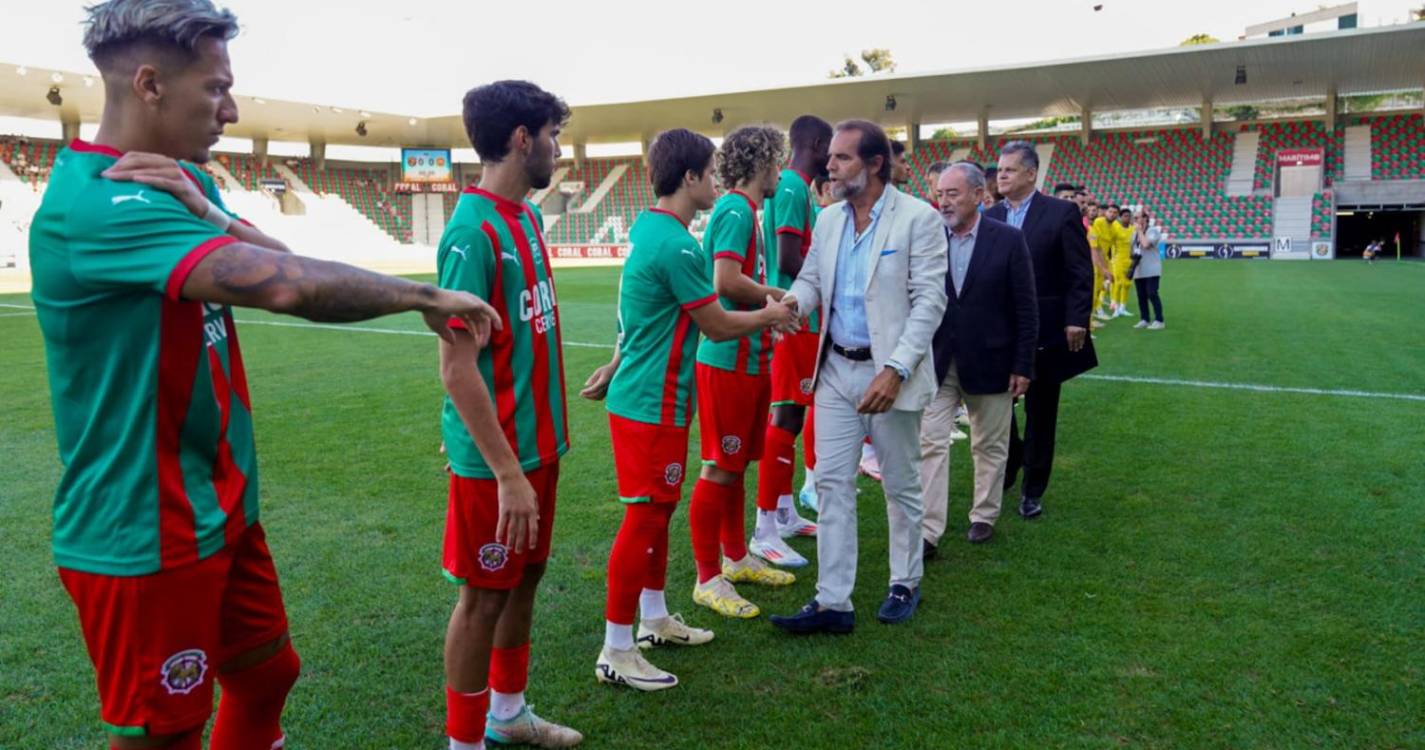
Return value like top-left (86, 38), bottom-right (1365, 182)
top-left (2, 261), bottom-right (1422, 748)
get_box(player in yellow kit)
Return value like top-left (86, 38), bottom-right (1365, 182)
top-left (1089, 204), bottom-right (1117, 321)
top-left (1110, 208), bottom-right (1135, 317)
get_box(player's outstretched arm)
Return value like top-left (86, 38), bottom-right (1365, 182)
top-left (712, 258), bottom-right (783, 306)
top-left (182, 242), bottom-right (500, 343)
top-left (687, 294), bottom-right (799, 343)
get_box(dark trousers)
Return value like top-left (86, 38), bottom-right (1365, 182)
top-left (1135, 276), bottom-right (1163, 322)
top-left (1004, 377), bottom-right (1063, 501)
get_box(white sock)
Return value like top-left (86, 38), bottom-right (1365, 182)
top-left (801, 468), bottom-right (816, 489)
top-left (754, 508), bottom-right (778, 540)
top-left (639, 588), bottom-right (669, 621)
top-left (605, 620), bottom-right (634, 651)
top-left (450, 739), bottom-right (482, 750)
top-left (489, 690), bottom-right (525, 722)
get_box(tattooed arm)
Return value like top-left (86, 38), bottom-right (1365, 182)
top-left (182, 242), bottom-right (500, 343)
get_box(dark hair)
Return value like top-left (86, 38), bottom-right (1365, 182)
top-left (648, 128), bottom-right (715, 197)
top-left (1073, 188), bottom-right (1087, 197)
top-left (1054, 182), bottom-right (1076, 194)
top-left (999, 140), bottom-right (1040, 171)
top-left (834, 119), bottom-right (892, 182)
top-left (461, 80), bottom-right (570, 163)
top-left (984, 166), bottom-right (998, 178)
top-left (84, 0), bottom-right (239, 68)
top-left (890, 140), bottom-right (906, 157)
top-left (788, 114), bottom-right (832, 151)
top-left (1106, 203), bottom-right (1120, 211)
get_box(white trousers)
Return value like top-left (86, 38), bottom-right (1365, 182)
top-left (813, 353), bottom-right (926, 611)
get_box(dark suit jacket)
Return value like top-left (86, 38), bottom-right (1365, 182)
top-left (985, 193), bottom-right (1097, 383)
top-left (930, 216), bottom-right (1039, 395)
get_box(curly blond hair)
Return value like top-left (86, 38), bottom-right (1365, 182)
top-left (715, 125), bottom-right (787, 189)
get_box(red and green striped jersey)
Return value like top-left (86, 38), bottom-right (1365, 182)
top-left (606, 208), bottom-right (717, 427)
top-left (30, 140), bottom-right (255, 576)
top-left (695, 191), bottom-right (771, 375)
top-left (762, 168), bottom-right (820, 332)
top-left (438, 187), bottom-right (569, 479)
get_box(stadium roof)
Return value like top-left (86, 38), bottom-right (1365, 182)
top-left (2, 22), bottom-right (1422, 149)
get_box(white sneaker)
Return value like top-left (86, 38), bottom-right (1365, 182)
top-left (595, 646), bottom-right (678, 691)
top-left (1094, 310), bottom-right (1111, 321)
top-left (1148, 321), bottom-right (1165, 330)
top-left (949, 427), bottom-right (968, 441)
top-left (954, 408), bottom-right (971, 429)
top-left (776, 508), bottom-right (817, 538)
top-left (1133, 320), bottom-right (1149, 329)
top-left (637, 613), bottom-right (714, 649)
top-left (750, 535), bottom-right (809, 567)
top-left (1117, 307), bottom-right (1131, 318)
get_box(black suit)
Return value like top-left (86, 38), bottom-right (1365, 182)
top-left (984, 194), bottom-right (1097, 501)
top-left (931, 216), bottom-right (1039, 394)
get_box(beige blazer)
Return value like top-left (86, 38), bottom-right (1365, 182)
top-left (788, 185), bottom-right (949, 412)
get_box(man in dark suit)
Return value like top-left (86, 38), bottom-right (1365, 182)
top-left (985, 141), bottom-right (1096, 520)
top-left (919, 162), bottom-right (1039, 549)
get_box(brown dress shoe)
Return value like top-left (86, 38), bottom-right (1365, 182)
top-left (967, 522), bottom-right (994, 544)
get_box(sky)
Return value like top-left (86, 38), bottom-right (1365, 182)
top-left (4, 0), bottom-right (1421, 117)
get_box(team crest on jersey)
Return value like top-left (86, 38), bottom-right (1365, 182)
top-left (799, 378), bottom-right (814, 395)
top-left (721, 435), bottom-right (743, 455)
top-left (159, 649), bottom-right (208, 695)
top-left (478, 543), bottom-right (509, 571)
top-left (664, 462), bottom-right (684, 485)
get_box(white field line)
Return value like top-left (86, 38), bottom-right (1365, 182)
top-left (3, 306), bottom-right (1422, 403)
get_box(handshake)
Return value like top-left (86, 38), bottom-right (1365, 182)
top-left (761, 293), bottom-right (804, 338)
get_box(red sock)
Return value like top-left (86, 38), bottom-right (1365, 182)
top-left (720, 481), bottom-right (749, 561)
top-left (445, 686), bottom-right (490, 744)
top-left (689, 478), bottom-right (729, 583)
top-left (757, 424), bottom-right (796, 511)
top-left (605, 503), bottom-right (670, 623)
top-left (646, 505), bottom-right (672, 591)
top-left (803, 407), bottom-right (816, 471)
top-left (209, 641), bottom-right (300, 750)
top-left (489, 641), bottom-right (530, 694)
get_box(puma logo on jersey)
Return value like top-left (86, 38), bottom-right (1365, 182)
top-left (501, 251), bottom-right (520, 263)
top-left (449, 245), bottom-right (469, 259)
top-left (111, 191), bottom-right (151, 205)
top-left (680, 249), bottom-right (698, 258)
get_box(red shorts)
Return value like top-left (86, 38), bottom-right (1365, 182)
top-left (443, 462), bottom-right (559, 590)
top-left (696, 363), bottom-right (771, 473)
top-left (770, 331), bottom-right (821, 407)
top-left (58, 523), bottom-right (289, 738)
top-left (609, 413), bottom-right (690, 504)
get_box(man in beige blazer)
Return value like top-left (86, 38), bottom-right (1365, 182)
top-left (770, 120), bottom-right (948, 634)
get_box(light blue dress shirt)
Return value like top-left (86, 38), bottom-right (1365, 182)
top-left (1003, 191), bottom-right (1034, 229)
top-left (828, 189), bottom-right (888, 350)
top-left (948, 215), bottom-right (980, 294)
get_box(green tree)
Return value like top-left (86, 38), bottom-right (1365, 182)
top-left (1225, 105), bottom-right (1259, 121)
top-left (829, 48), bottom-right (897, 78)
top-left (1180, 33), bottom-right (1220, 46)
top-left (929, 127), bottom-right (958, 140)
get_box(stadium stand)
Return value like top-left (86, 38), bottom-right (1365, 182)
top-left (287, 158), bottom-right (409, 242)
top-left (1311, 192), bottom-right (1334, 238)
top-left (1370, 113), bottom-right (1425, 180)
top-left (1250, 120), bottom-right (1336, 190)
top-left (0, 136), bottom-right (59, 188)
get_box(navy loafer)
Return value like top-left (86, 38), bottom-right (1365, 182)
top-left (875, 584), bottom-right (920, 624)
top-left (770, 600), bottom-right (855, 635)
